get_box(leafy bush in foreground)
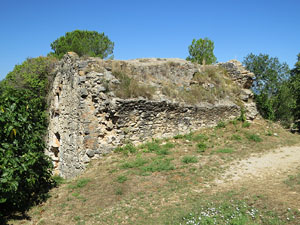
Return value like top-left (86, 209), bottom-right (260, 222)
top-left (0, 90), bottom-right (53, 219)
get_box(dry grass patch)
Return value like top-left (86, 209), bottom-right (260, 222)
top-left (111, 71), bottom-right (155, 99)
top-left (162, 65), bottom-right (241, 104)
top-left (8, 119), bottom-right (300, 225)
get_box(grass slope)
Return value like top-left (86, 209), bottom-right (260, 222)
top-left (8, 119), bottom-right (300, 225)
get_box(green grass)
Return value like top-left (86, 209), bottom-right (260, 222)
top-left (141, 157), bottom-right (175, 173)
top-left (116, 175), bottom-right (128, 183)
top-left (9, 119), bottom-right (300, 225)
top-left (215, 148), bottom-right (234, 154)
top-left (284, 170), bottom-right (300, 189)
top-left (140, 141), bottom-right (175, 155)
top-left (192, 134), bottom-right (209, 142)
top-left (115, 187), bottom-right (123, 195)
top-left (231, 134), bottom-right (242, 141)
top-left (242, 121), bottom-right (251, 128)
top-left (120, 156), bottom-right (149, 169)
top-left (246, 133), bottom-right (263, 142)
top-left (177, 198), bottom-right (284, 225)
top-left (182, 155), bottom-right (198, 164)
top-left (196, 142), bottom-right (207, 152)
top-left (67, 178), bottom-right (91, 190)
top-left (216, 121), bottom-right (226, 128)
top-left (114, 143), bottom-right (137, 155)
top-left (52, 175), bottom-right (65, 186)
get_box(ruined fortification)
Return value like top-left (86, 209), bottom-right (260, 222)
top-left (46, 53), bottom-right (258, 178)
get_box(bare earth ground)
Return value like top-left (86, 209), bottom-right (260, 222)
top-left (213, 146), bottom-right (300, 210)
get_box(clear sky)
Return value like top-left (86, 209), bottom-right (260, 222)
top-left (0, 0), bottom-right (299, 80)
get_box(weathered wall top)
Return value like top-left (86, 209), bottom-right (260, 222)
top-left (46, 53), bottom-right (258, 178)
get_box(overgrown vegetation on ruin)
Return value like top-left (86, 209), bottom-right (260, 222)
top-left (111, 71), bottom-right (156, 99)
top-left (162, 65), bottom-right (240, 104)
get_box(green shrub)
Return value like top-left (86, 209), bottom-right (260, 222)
top-left (182, 156), bottom-right (198, 164)
top-left (196, 142), bottom-right (207, 153)
top-left (1, 57), bottom-right (56, 97)
top-left (0, 89), bottom-right (53, 218)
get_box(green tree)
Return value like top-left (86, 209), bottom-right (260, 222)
top-left (243, 53), bottom-right (290, 95)
top-left (186, 38), bottom-right (217, 65)
top-left (49, 30), bottom-right (114, 59)
top-left (243, 53), bottom-right (294, 125)
top-left (290, 53), bottom-right (300, 128)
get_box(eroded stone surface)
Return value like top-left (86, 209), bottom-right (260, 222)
top-left (46, 53), bottom-right (258, 178)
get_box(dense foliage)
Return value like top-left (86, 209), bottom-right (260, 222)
top-left (290, 53), bottom-right (300, 128)
top-left (0, 57), bottom-right (56, 220)
top-left (243, 53), bottom-right (295, 127)
top-left (49, 30), bottom-right (114, 59)
top-left (1, 56), bottom-right (56, 96)
top-left (0, 90), bottom-right (53, 218)
top-left (186, 38), bottom-right (217, 65)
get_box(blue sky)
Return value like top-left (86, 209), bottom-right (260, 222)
top-left (0, 0), bottom-right (299, 80)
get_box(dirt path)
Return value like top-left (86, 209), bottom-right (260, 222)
top-left (215, 146), bottom-right (300, 184)
top-left (212, 145), bottom-right (300, 210)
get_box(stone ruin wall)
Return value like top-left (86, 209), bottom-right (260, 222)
top-left (46, 53), bottom-right (258, 178)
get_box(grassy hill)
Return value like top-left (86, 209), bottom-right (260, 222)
top-left (8, 118), bottom-right (300, 225)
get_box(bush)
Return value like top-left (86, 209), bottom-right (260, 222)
top-left (0, 57), bottom-right (56, 220)
top-left (1, 57), bottom-right (56, 97)
top-left (0, 89), bottom-right (53, 218)
top-left (49, 30), bottom-right (114, 59)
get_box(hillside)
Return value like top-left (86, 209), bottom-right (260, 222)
top-left (8, 118), bottom-right (300, 225)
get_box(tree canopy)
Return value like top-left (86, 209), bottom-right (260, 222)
top-left (243, 53), bottom-right (290, 96)
top-left (49, 30), bottom-right (114, 59)
top-left (186, 38), bottom-right (217, 65)
top-left (290, 53), bottom-right (300, 127)
top-left (243, 53), bottom-right (294, 125)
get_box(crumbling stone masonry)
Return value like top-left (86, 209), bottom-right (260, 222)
top-left (46, 53), bottom-right (258, 178)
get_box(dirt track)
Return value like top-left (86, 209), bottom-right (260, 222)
top-left (213, 146), bottom-right (300, 210)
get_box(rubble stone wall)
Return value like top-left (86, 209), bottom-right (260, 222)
top-left (46, 53), bottom-right (257, 178)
